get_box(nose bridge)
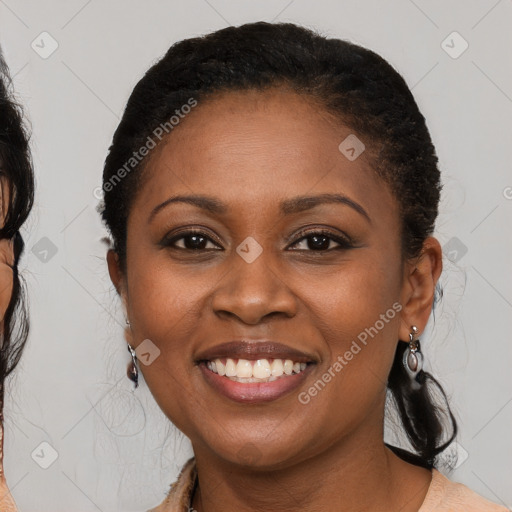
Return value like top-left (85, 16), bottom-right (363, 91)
top-left (211, 238), bottom-right (297, 324)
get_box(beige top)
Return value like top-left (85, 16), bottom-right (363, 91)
top-left (0, 411), bottom-right (17, 512)
top-left (0, 477), bottom-right (17, 512)
top-left (149, 457), bottom-right (509, 512)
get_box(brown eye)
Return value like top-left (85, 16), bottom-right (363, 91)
top-left (300, 234), bottom-right (333, 251)
top-left (288, 229), bottom-right (353, 252)
top-left (163, 230), bottom-right (222, 251)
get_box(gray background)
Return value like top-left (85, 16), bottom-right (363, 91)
top-left (0, 0), bottom-right (511, 510)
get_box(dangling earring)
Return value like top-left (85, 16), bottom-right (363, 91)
top-left (403, 325), bottom-right (423, 389)
top-left (126, 320), bottom-right (139, 389)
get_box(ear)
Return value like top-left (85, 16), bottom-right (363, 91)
top-left (107, 249), bottom-right (128, 311)
top-left (107, 250), bottom-right (134, 347)
top-left (398, 236), bottom-right (443, 341)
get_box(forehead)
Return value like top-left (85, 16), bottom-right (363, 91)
top-left (133, 88), bottom-right (397, 222)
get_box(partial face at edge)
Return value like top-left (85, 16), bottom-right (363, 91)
top-left (0, 176), bottom-right (14, 339)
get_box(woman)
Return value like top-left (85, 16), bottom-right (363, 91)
top-left (0, 49), bottom-right (34, 511)
top-left (100, 22), bottom-right (507, 511)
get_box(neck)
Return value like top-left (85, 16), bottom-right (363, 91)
top-left (190, 416), bottom-right (432, 512)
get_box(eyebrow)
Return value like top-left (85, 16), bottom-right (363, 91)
top-left (149, 195), bottom-right (228, 222)
top-left (149, 193), bottom-right (371, 223)
top-left (280, 193), bottom-right (371, 222)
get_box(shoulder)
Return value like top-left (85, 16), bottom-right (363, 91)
top-left (147, 457), bottom-right (197, 512)
top-left (419, 468), bottom-right (509, 512)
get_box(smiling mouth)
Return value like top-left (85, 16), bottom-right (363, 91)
top-left (203, 357), bottom-right (309, 383)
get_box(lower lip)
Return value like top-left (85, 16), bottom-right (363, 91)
top-left (198, 362), bottom-right (315, 404)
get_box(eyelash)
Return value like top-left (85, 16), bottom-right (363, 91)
top-left (162, 227), bottom-right (354, 252)
top-left (163, 229), bottom-right (220, 251)
top-left (289, 228), bottom-right (354, 251)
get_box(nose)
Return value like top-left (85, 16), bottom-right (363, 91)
top-left (211, 250), bottom-right (298, 325)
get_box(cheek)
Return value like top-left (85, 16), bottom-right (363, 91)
top-left (124, 249), bottom-right (219, 414)
top-left (296, 253), bottom-right (403, 400)
top-left (126, 261), bottom-right (207, 359)
top-left (299, 250), bottom-right (402, 337)
top-left (283, 268), bottom-right (403, 444)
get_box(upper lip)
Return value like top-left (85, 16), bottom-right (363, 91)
top-left (195, 341), bottom-right (317, 364)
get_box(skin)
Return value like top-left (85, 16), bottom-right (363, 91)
top-left (0, 176), bottom-right (14, 338)
top-left (108, 88), bottom-right (443, 512)
top-left (0, 175), bottom-right (15, 512)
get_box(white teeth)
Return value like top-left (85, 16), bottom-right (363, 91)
top-left (225, 358), bottom-right (237, 377)
top-left (271, 359), bottom-right (286, 377)
top-left (207, 357), bottom-right (307, 381)
top-left (271, 359), bottom-right (284, 376)
top-left (227, 376), bottom-right (279, 383)
top-left (283, 359), bottom-right (293, 375)
top-left (252, 359), bottom-right (271, 379)
top-left (236, 359), bottom-right (253, 378)
top-left (215, 359), bottom-right (226, 376)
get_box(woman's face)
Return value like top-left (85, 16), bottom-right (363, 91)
top-left (109, 88), bottom-right (433, 468)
